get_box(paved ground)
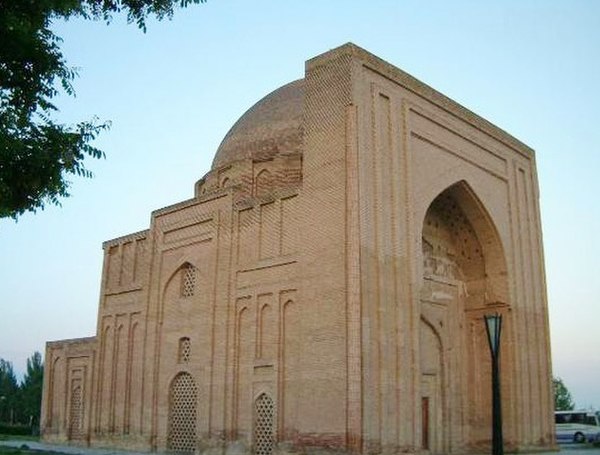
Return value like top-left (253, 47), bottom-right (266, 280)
top-left (0, 440), bottom-right (149, 455)
top-left (557, 446), bottom-right (600, 455)
top-left (1, 440), bottom-right (599, 455)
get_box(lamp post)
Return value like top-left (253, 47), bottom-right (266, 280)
top-left (484, 313), bottom-right (503, 455)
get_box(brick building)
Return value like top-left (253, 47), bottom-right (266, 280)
top-left (41, 43), bottom-right (555, 455)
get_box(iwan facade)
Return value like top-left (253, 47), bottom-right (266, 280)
top-left (41, 43), bottom-right (555, 455)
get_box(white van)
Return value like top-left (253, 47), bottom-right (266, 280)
top-left (555, 410), bottom-right (600, 443)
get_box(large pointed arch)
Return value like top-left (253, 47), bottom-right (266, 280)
top-left (418, 179), bottom-right (514, 452)
top-left (419, 179), bottom-right (509, 306)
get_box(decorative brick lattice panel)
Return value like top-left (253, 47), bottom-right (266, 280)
top-left (69, 386), bottom-right (83, 439)
top-left (181, 264), bottom-right (197, 297)
top-left (167, 373), bottom-right (197, 453)
top-left (179, 337), bottom-right (191, 363)
top-left (254, 393), bottom-right (275, 455)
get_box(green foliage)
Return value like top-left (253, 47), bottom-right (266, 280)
top-left (0, 360), bottom-right (18, 424)
top-left (0, 0), bottom-right (205, 219)
top-left (19, 353), bottom-right (43, 426)
top-left (553, 377), bottom-right (575, 411)
top-left (0, 353), bottom-right (43, 428)
top-left (0, 424), bottom-right (32, 436)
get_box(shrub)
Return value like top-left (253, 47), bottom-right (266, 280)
top-left (0, 424), bottom-right (32, 436)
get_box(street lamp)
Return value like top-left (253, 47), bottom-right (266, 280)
top-left (484, 313), bottom-right (503, 455)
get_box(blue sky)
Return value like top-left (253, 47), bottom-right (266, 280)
top-left (1, 1), bottom-right (599, 409)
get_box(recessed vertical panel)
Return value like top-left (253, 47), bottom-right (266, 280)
top-left (260, 202), bottom-right (279, 260)
top-left (127, 317), bottom-right (143, 435)
top-left (374, 90), bottom-right (399, 445)
top-left (281, 196), bottom-right (298, 256)
top-left (282, 298), bottom-right (299, 438)
top-left (121, 242), bottom-right (134, 285)
top-left (133, 239), bottom-right (146, 282)
top-left (238, 208), bottom-right (257, 265)
top-left (113, 316), bottom-right (128, 434)
top-left (234, 305), bottom-right (254, 436)
top-left (107, 246), bottom-right (120, 289)
top-left (99, 322), bottom-right (113, 432)
top-left (257, 294), bottom-right (275, 360)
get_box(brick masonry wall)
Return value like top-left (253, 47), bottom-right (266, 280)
top-left (40, 43), bottom-right (554, 455)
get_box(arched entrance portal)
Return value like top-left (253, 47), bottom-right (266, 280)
top-left (167, 372), bottom-right (198, 453)
top-left (419, 181), bottom-right (511, 453)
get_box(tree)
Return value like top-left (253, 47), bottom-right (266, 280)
top-left (553, 377), bottom-right (575, 411)
top-left (19, 352), bottom-right (44, 426)
top-left (0, 358), bottom-right (19, 423)
top-left (0, 0), bottom-right (205, 219)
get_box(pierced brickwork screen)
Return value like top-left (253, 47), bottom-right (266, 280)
top-left (181, 264), bottom-right (197, 297)
top-left (167, 372), bottom-right (198, 453)
top-left (179, 337), bottom-right (191, 363)
top-left (254, 393), bottom-right (275, 455)
top-left (69, 385), bottom-right (83, 439)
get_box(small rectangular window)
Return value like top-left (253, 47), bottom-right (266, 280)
top-left (178, 337), bottom-right (191, 363)
top-left (181, 264), bottom-right (197, 297)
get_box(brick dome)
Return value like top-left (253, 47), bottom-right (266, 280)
top-left (211, 79), bottom-right (304, 170)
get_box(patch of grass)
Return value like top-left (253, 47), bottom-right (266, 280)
top-left (0, 447), bottom-right (24, 455)
top-left (0, 436), bottom-right (38, 442)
